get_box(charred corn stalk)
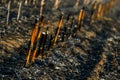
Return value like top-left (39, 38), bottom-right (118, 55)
top-left (53, 15), bottom-right (63, 46)
top-left (25, 21), bottom-right (39, 67)
top-left (78, 7), bottom-right (85, 30)
top-left (39, 28), bottom-right (48, 58)
top-left (37, 32), bottom-right (46, 59)
top-left (31, 29), bottom-right (42, 62)
top-left (31, 16), bottom-right (44, 62)
top-left (31, 22), bottom-right (39, 47)
top-left (66, 13), bottom-right (70, 22)
top-left (89, 0), bottom-right (97, 25)
top-left (39, 16), bottom-right (45, 27)
top-left (48, 35), bottom-right (53, 50)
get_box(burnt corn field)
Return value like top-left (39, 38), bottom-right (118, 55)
top-left (0, 0), bottom-right (120, 80)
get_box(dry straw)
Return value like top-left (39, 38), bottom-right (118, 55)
top-left (17, 1), bottom-right (22, 20)
top-left (6, 1), bottom-right (11, 25)
top-left (74, 0), bottom-right (79, 8)
top-left (25, 0), bottom-right (28, 5)
top-left (53, 0), bottom-right (61, 10)
top-left (40, 0), bottom-right (44, 17)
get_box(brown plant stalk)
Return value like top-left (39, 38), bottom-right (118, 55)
top-left (97, 3), bottom-right (103, 20)
top-left (89, 0), bottom-right (97, 25)
top-left (78, 7), bottom-right (85, 30)
top-left (6, 1), bottom-right (11, 25)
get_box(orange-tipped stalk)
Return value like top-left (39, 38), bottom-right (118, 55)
top-left (53, 15), bottom-right (63, 46)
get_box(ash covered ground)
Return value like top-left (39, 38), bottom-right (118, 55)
top-left (0, 0), bottom-right (120, 80)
